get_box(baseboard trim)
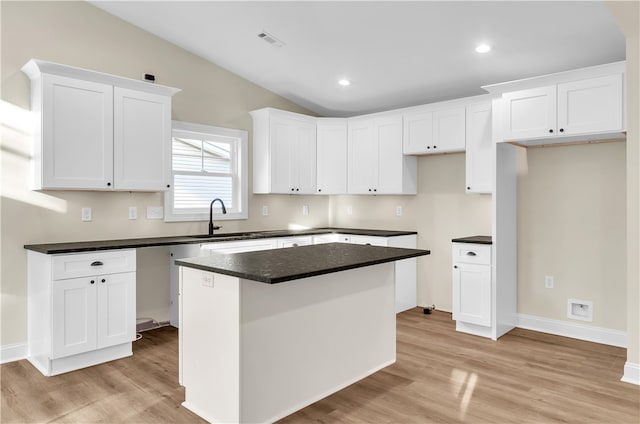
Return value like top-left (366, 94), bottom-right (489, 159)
top-left (621, 362), bottom-right (640, 385)
top-left (516, 314), bottom-right (626, 348)
top-left (1, 343), bottom-right (27, 364)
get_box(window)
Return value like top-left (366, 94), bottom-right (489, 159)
top-left (164, 121), bottom-right (248, 222)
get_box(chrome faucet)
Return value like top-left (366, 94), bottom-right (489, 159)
top-left (209, 198), bottom-right (227, 235)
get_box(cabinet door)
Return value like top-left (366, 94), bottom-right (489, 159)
top-left (42, 74), bottom-right (113, 190)
top-left (269, 116), bottom-right (295, 193)
top-left (51, 277), bottom-right (97, 359)
top-left (113, 88), bottom-right (171, 191)
top-left (348, 119), bottom-right (377, 194)
top-left (503, 85), bottom-right (556, 140)
top-left (452, 263), bottom-right (491, 326)
top-left (403, 111), bottom-right (433, 154)
top-left (293, 120), bottom-right (317, 194)
top-left (557, 74), bottom-right (623, 135)
top-left (433, 107), bottom-right (466, 153)
top-left (375, 115), bottom-right (404, 194)
top-left (316, 120), bottom-right (347, 194)
top-left (96, 272), bottom-right (136, 349)
top-left (465, 102), bottom-right (493, 193)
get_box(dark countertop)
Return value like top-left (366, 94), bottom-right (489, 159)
top-left (451, 235), bottom-right (492, 245)
top-left (24, 228), bottom-right (418, 254)
top-left (175, 242), bottom-right (430, 284)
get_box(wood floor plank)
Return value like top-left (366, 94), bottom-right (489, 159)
top-left (2, 309), bottom-right (638, 423)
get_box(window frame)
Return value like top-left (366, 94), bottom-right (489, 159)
top-left (164, 120), bottom-right (248, 222)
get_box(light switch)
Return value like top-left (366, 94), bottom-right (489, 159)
top-left (302, 205), bottom-right (309, 216)
top-left (262, 205), bottom-right (269, 216)
top-left (128, 206), bottom-right (137, 220)
top-left (81, 207), bottom-right (92, 222)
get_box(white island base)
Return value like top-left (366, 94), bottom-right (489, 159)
top-left (178, 262), bottom-right (396, 424)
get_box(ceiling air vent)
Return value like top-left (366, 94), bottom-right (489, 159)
top-left (257, 31), bottom-right (285, 48)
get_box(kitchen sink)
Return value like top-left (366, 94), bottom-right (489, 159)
top-left (186, 232), bottom-right (257, 239)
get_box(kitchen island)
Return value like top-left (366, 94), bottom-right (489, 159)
top-left (175, 242), bottom-right (429, 423)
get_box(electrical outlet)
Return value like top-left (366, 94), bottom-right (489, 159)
top-left (262, 205), bottom-right (269, 216)
top-left (128, 206), bottom-right (137, 220)
top-left (545, 275), bottom-right (554, 289)
top-left (396, 206), bottom-right (403, 217)
top-left (81, 207), bottom-right (92, 222)
top-left (201, 273), bottom-right (214, 288)
top-left (302, 205), bottom-right (309, 216)
top-left (146, 206), bottom-right (164, 219)
top-left (347, 206), bottom-right (353, 216)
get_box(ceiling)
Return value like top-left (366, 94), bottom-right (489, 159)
top-left (90, 1), bottom-right (625, 117)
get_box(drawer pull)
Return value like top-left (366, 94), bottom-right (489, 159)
top-left (90, 261), bottom-right (104, 267)
top-left (466, 252), bottom-right (477, 257)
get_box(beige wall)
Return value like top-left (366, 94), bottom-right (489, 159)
top-left (609, 0), bottom-right (639, 370)
top-left (0, 1), bottom-right (328, 345)
top-left (329, 153), bottom-right (493, 310)
top-left (517, 142), bottom-right (627, 330)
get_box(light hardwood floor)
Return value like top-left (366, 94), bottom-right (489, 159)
top-left (2, 309), bottom-right (638, 423)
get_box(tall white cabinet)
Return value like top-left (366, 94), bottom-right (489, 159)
top-left (22, 59), bottom-right (180, 191)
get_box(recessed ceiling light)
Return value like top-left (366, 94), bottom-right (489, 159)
top-left (475, 44), bottom-right (491, 53)
top-left (338, 79), bottom-right (351, 86)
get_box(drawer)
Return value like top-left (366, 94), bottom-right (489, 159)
top-left (52, 249), bottom-right (136, 280)
top-left (452, 243), bottom-right (491, 265)
top-left (349, 235), bottom-right (388, 247)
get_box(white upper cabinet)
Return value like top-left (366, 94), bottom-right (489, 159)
top-left (402, 111), bottom-right (433, 154)
top-left (40, 74), bottom-right (114, 190)
top-left (22, 59), bottom-right (180, 191)
top-left (491, 62), bottom-right (625, 144)
top-left (348, 115), bottom-right (417, 195)
top-left (403, 106), bottom-right (465, 154)
top-left (465, 102), bottom-right (493, 194)
top-left (251, 108), bottom-right (317, 194)
top-left (433, 107), bottom-right (466, 152)
top-left (113, 88), bottom-right (172, 191)
top-left (316, 118), bottom-right (347, 194)
top-left (556, 74), bottom-right (623, 135)
top-left (347, 118), bottom-right (377, 194)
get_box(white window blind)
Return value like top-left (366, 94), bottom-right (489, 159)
top-left (165, 121), bottom-right (248, 222)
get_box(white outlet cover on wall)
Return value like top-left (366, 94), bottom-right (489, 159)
top-left (146, 206), bottom-right (164, 219)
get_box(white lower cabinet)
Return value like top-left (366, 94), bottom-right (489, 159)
top-left (347, 234), bottom-right (418, 313)
top-left (28, 249), bottom-right (136, 376)
top-left (276, 236), bottom-right (312, 248)
top-left (451, 242), bottom-right (493, 336)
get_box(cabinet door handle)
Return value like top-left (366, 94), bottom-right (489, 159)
top-left (559, 128), bottom-right (564, 133)
top-left (101, 279), bottom-right (106, 283)
top-left (90, 261), bottom-right (104, 267)
top-left (453, 265), bottom-right (458, 269)
top-left (466, 251), bottom-right (477, 256)
top-left (90, 280), bottom-right (95, 284)
top-left (548, 129), bottom-right (554, 133)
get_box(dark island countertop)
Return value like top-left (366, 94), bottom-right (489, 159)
top-left (451, 235), bottom-right (492, 244)
top-left (24, 228), bottom-right (418, 254)
top-left (175, 242), bottom-right (430, 284)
